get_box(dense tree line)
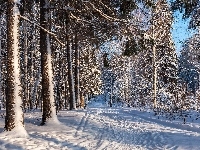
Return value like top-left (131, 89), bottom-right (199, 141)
top-left (101, 0), bottom-right (200, 119)
top-left (0, 0), bottom-right (141, 132)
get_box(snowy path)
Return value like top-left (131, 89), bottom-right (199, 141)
top-left (0, 99), bottom-right (200, 149)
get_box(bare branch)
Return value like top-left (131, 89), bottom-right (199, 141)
top-left (19, 15), bottom-right (65, 46)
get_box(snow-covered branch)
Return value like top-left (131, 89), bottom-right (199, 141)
top-left (69, 12), bottom-right (92, 24)
top-left (87, 2), bottom-right (129, 23)
top-left (99, 1), bottom-right (115, 15)
top-left (19, 15), bottom-right (65, 46)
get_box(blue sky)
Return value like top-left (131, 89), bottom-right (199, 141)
top-left (171, 11), bottom-right (197, 55)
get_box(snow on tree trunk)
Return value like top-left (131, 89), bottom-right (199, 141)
top-left (110, 75), bottom-right (113, 107)
top-left (46, 34), bottom-right (58, 123)
top-left (40, 0), bottom-right (59, 125)
top-left (5, 0), bottom-right (27, 136)
top-left (70, 44), bottom-right (76, 110)
top-left (23, 20), bottom-right (30, 110)
top-left (30, 1), bottom-right (40, 110)
top-left (152, 4), bottom-right (157, 110)
top-left (74, 33), bottom-right (80, 108)
top-left (29, 54), bottom-right (34, 110)
top-left (32, 68), bottom-right (41, 107)
top-left (0, 16), bottom-right (2, 108)
top-left (153, 42), bottom-right (157, 109)
top-left (67, 36), bottom-right (76, 110)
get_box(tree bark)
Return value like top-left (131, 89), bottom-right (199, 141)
top-left (67, 35), bottom-right (76, 110)
top-left (5, 0), bottom-right (24, 131)
top-left (0, 15), bottom-right (2, 109)
top-left (24, 20), bottom-right (30, 111)
top-left (153, 41), bottom-right (157, 109)
top-left (152, 5), bottom-right (157, 110)
top-left (40, 0), bottom-right (56, 125)
top-left (74, 33), bottom-right (80, 108)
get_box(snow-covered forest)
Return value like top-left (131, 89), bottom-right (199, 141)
top-left (0, 0), bottom-right (200, 149)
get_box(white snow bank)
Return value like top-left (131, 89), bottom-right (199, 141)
top-left (1, 125), bottom-right (28, 138)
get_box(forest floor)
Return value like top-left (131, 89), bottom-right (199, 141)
top-left (0, 96), bottom-right (200, 149)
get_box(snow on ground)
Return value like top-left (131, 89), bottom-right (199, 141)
top-left (0, 96), bottom-right (200, 149)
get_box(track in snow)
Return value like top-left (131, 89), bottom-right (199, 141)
top-left (0, 99), bottom-right (200, 149)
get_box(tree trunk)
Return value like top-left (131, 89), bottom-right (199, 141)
top-left (29, 50), bottom-right (34, 110)
top-left (32, 68), bottom-right (41, 108)
top-left (40, 0), bottom-right (57, 125)
top-left (64, 77), bottom-right (68, 109)
top-left (0, 15), bottom-right (2, 109)
top-left (152, 6), bottom-right (157, 110)
top-left (5, 0), bottom-right (25, 131)
top-left (80, 91), bottom-right (85, 108)
top-left (23, 20), bottom-right (30, 111)
top-left (74, 33), bottom-right (80, 108)
top-left (153, 42), bottom-right (157, 109)
top-left (110, 74), bottom-right (113, 107)
top-left (67, 36), bottom-right (76, 110)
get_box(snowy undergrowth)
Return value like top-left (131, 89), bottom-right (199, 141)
top-left (130, 106), bottom-right (200, 126)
